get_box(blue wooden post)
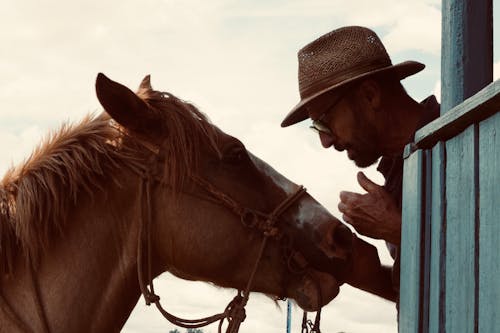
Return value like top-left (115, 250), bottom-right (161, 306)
top-left (441, 0), bottom-right (492, 113)
top-left (286, 300), bottom-right (291, 333)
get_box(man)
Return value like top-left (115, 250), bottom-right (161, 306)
top-left (281, 26), bottom-right (439, 301)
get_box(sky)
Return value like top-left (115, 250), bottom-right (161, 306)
top-left (1, 1), bottom-right (498, 332)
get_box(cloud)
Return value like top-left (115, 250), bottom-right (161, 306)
top-left (0, 1), bottom-right (459, 332)
top-left (381, 5), bottom-right (441, 55)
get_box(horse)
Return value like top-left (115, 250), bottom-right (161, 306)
top-left (0, 73), bottom-right (354, 333)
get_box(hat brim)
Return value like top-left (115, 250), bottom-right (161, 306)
top-left (281, 61), bottom-right (425, 127)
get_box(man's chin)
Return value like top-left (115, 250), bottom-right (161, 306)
top-left (350, 153), bottom-right (379, 168)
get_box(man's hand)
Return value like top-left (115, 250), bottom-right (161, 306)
top-left (338, 171), bottom-right (401, 245)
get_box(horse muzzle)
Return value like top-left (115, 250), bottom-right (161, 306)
top-left (289, 269), bottom-right (340, 311)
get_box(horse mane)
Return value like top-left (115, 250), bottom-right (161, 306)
top-left (0, 86), bottom-right (220, 275)
top-left (135, 86), bottom-right (221, 189)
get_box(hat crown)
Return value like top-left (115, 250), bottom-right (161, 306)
top-left (298, 26), bottom-right (391, 99)
top-left (280, 25), bottom-right (424, 127)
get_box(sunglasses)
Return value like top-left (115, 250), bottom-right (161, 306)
top-left (309, 90), bottom-right (349, 135)
top-left (310, 115), bottom-right (332, 135)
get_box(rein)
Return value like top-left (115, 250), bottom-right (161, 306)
top-left (0, 139), bottom-right (323, 333)
top-left (0, 133), bottom-right (321, 333)
top-left (136, 169), bottom-right (324, 333)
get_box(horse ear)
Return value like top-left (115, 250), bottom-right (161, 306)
top-left (95, 73), bottom-right (162, 139)
top-left (139, 75), bottom-right (152, 90)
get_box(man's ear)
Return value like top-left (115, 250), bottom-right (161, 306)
top-left (357, 79), bottom-right (382, 112)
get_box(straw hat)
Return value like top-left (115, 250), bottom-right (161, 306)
top-left (281, 26), bottom-right (425, 127)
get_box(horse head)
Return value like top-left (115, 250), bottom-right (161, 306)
top-left (95, 73), bottom-right (353, 312)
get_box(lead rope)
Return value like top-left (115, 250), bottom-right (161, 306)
top-left (300, 279), bottom-right (323, 333)
top-left (137, 175), bottom-right (308, 333)
top-left (301, 309), bottom-right (322, 333)
top-left (224, 184), bottom-right (308, 333)
top-left (137, 178), bottom-right (252, 332)
top-left (301, 265), bottom-right (324, 333)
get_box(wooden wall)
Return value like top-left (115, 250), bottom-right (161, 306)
top-left (399, 1), bottom-right (497, 332)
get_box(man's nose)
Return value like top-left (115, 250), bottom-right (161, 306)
top-left (319, 132), bottom-right (334, 148)
top-left (319, 132), bottom-right (345, 151)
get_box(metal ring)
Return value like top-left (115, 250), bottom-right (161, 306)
top-left (240, 209), bottom-right (258, 228)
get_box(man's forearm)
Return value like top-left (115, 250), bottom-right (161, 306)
top-left (346, 265), bottom-right (397, 302)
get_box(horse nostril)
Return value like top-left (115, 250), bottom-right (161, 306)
top-left (332, 224), bottom-right (353, 252)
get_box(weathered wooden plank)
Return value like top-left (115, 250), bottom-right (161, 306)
top-left (400, 149), bottom-right (424, 333)
top-left (478, 111), bottom-right (500, 332)
top-left (444, 125), bottom-right (477, 333)
top-left (414, 80), bottom-right (500, 150)
top-left (419, 149), bottom-right (433, 331)
top-left (428, 142), bottom-right (446, 333)
top-left (441, 0), bottom-right (493, 115)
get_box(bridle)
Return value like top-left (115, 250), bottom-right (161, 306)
top-left (0, 139), bottom-right (324, 333)
top-left (136, 151), bottom-right (324, 333)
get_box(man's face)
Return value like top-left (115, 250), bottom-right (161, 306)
top-left (309, 91), bottom-right (382, 168)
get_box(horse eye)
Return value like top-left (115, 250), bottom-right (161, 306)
top-left (223, 146), bottom-right (247, 163)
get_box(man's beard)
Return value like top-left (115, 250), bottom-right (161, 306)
top-left (352, 149), bottom-right (380, 168)
top-left (349, 103), bottom-right (383, 168)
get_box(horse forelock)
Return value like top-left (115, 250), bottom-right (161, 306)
top-left (136, 87), bottom-right (222, 189)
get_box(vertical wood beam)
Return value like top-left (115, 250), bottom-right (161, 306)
top-left (478, 112), bottom-right (500, 332)
top-left (441, 0), bottom-right (493, 114)
top-left (427, 143), bottom-right (446, 333)
top-left (400, 150), bottom-right (425, 333)
top-left (444, 126), bottom-right (477, 333)
top-left (438, 1), bottom-right (493, 332)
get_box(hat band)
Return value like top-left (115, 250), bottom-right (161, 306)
top-left (299, 58), bottom-right (392, 99)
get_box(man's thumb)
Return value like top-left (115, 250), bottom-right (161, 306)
top-left (357, 171), bottom-right (381, 193)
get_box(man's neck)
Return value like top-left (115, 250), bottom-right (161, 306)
top-left (380, 96), bottom-right (423, 156)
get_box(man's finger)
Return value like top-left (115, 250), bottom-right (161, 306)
top-left (339, 190), bottom-right (362, 203)
top-left (338, 202), bottom-right (349, 214)
top-left (357, 171), bottom-right (381, 193)
top-left (342, 214), bottom-right (352, 224)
